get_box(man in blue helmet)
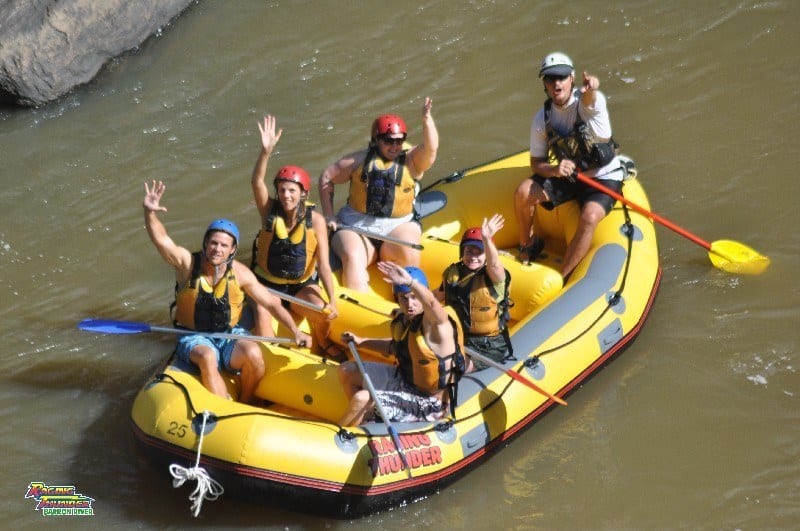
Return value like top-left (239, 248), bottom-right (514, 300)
top-left (143, 180), bottom-right (311, 404)
top-left (514, 51), bottom-right (624, 278)
top-left (337, 261), bottom-right (468, 426)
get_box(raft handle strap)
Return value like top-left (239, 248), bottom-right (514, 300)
top-left (524, 356), bottom-right (540, 369)
top-left (168, 410), bottom-right (224, 517)
top-left (434, 419), bottom-right (454, 432)
top-left (337, 427), bottom-right (355, 441)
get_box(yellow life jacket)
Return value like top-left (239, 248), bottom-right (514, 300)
top-left (442, 262), bottom-right (510, 337)
top-left (251, 202), bottom-right (317, 285)
top-left (391, 307), bottom-right (466, 394)
top-left (348, 147), bottom-right (416, 218)
top-left (172, 252), bottom-right (245, 332)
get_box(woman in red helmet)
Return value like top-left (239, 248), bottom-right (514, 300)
top-left (436, 214), bottom-right (513, 370)
top-left (319, 97), bottom-right (439, 293)
top-left (249, 115), bottom-right (343, 360)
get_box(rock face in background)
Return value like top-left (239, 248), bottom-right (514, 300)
top-left (0, 0), bottom-right (196, 107)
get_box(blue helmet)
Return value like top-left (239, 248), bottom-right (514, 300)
top-left (393, 266), bottom-right (429, 294)
top-left (204, 218), bottom-right (239, 246)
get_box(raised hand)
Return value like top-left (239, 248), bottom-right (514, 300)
top-left (580, 71), bottom-right (599, 94)
top-left (421, 97), bottom-right (433, 119)
top-left (377, 260), bottom-right (409, 287)
top-left (482, 213), bottom-right (505, 241)
top-left (257, 114), bottom-right (283, 153)
top-left (143, 180), bottom-right (168, 213)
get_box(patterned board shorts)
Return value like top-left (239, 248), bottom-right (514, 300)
top-left (362, 362), bottom-right (446, 423)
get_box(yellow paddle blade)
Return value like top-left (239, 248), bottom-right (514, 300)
top-left (708, 240), bottom-right (770, 275)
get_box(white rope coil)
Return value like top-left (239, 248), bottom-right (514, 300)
top-left (168, 410), bottom-right (224, 517)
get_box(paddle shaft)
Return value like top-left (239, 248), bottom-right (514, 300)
top-left (339, 225), bottom-right (423, 250)
top-left (148, 325), bottom-right (295, 344)
top-left (332, 299), bottom-right (564, 403)
top-left (419, 170), bottom-right (465, 193)
top-left (78, 319), bottom-right (296, 345)
top-left (346, 340), bottom-right (413, 477)
top-left (338, 293), bottom-right (395, 318)
top-left (466, 348), bottom-right (567, 406)
top-left (265, 287), bottom-right (329, 314)
top-left (574, 172), bottom-right (712, 250)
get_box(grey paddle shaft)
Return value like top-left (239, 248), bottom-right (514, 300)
top-left (147, 325), bottom-right (295, 345)
top-left (339, 225), bottom-right (423, 250)
top-left (346, 340), bottom-right (413, 477)
top-left (265, 287), bottom-right (328, 313)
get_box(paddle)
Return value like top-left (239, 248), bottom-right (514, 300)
top-left (419, 169), bottom-right (465, 194)
top-left (574, 172), bottom-right (770, 274)
top-left (346, 340), bottom-right (413, 478)
top-left (338, 293), bottom-right (396, 318)
top-left (414, 189), bottom-right (447, 219)
top-left (333, 294), bottom-right (565, 406)
top-left (465, 348), bottom-right (567, 406)
top-left (265, 287), bottom-right (330, 314)
top-left (78, 318), bottom-right (296, 345)
top-left (339, 225), bottom-right (423, 250)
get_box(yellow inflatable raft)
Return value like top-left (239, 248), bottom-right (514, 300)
top-left (131, 151), bottom-right (661, 517)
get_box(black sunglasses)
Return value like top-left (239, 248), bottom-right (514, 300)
top-left (543, 74), bottom-right (570, 83)
top-left (379, 136), bottom-right (405, 146)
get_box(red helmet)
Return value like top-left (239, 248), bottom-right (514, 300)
top-left (371, 114), bottom-right (407, 140)
top-left (274, 165), bottom-right (311, 192)
top-left (460, 227), bottom-right (485, 255)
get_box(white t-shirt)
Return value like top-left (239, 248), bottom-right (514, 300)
top-left (529, 88), bottom-right (622, 180)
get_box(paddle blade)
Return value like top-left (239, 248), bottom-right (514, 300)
top-left (415, 190), bottom-right (447, 219)
top-left (708, 240), bottom-right (770, 275)
top-left (78, 319), bottom-right (151, 334)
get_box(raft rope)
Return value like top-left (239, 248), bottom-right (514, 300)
top-left (168, 410), bottom-right (224, 517)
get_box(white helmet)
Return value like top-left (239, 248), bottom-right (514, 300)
top-left (539, 52), bottom-right (574, 78)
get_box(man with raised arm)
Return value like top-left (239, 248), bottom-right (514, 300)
top-left (142, 180), bottom-right (311, 404)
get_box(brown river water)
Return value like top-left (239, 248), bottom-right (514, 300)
top-left (1, 1), bottom-right (798, 529)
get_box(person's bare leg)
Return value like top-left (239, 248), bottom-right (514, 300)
top-left (514, 179), bottom-right (548, 263)
top-left (337, 362), bottom-right (374, 425)
top-left (332, 231), bottom-right (375, 292)
top-left (560, 202), bottom-right (605, 278)
top-left (514, 179), bottom-right (536, 248)
top-left (229, 340), bottom-right (266, 404)
top-left (190, 345), bottom-right (229, 398)
top-left (380, 221), bottom-right (422, 266)
top-left (338, 389), bottom-right (373, 426)
top-left (293, 285), bottom-right (341, 357)
top-left (251, 303), bottom-right (276, 337)
top-left (337, 362), bottom-right (364, 398)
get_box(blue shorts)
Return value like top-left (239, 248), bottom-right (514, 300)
top-left (175, 326), bottom-right (248, 374)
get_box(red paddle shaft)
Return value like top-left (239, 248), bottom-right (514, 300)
top-left (575, 172), bottom-right (712, 251)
